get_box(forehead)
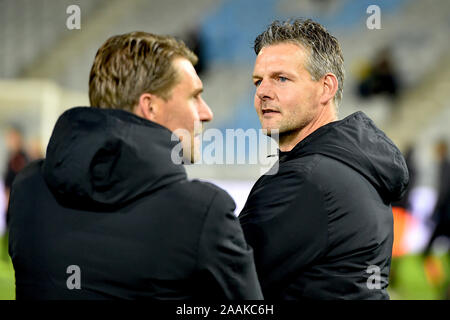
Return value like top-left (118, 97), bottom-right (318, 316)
top-left (253, 42), bottom-right (308, 73)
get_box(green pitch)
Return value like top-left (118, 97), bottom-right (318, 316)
top-left (0, 234), bottom-right (15, 300)
top-left (0, 234), bottom-right (447, 300)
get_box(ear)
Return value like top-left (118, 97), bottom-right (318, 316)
top-left (135, 93), bottom-right (159, 121)
top-left (320, 73), bottom-right (339, 105)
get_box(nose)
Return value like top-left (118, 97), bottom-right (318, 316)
top-left (198, 97), bottom-right (213, 123)
top-left (256, 79), bottom-right (274, 101)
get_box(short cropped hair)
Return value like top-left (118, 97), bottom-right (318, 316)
top-left (254, 19), bottom-right (345, 106)
top-left (89, 31), bottom-right (197, 112)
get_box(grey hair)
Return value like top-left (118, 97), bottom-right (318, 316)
top-left (254, 19), bottom-right (345, 108)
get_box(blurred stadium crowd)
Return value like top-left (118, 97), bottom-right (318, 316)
top-left (0, 0), bottom-right (449, 299)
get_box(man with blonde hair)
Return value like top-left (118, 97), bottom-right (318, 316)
top-left (8, 31), bottom-right (262, 300)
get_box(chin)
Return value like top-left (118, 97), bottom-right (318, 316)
top-left (261, 126), bottom-right (280, 136)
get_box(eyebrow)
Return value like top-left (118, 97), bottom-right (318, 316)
top-left (252, 71), bottom-right (295, 79)
top-left (192, 88), bottom-right (203, 96)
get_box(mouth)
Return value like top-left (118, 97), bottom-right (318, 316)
top-left (261, 109), bottom-right (281, 116)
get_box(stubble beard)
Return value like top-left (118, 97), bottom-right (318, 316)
top-left (263, 110), bottom-right (315, 148)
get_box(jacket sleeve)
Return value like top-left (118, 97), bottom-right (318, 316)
top-left (196, 189), bottom-right (263, 300)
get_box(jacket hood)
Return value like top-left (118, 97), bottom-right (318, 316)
top-left (42, 107), bottom-right (187, 209)
top-left (279, 111), bottom-right (409, 202)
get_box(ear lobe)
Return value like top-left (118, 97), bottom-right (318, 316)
top-left (320, 73), bottom-right (338, 105)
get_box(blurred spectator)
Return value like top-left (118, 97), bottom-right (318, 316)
top-left (27, 137), bottom-right (44, 161)
top-left (390, 145), bottom-right (417, 289)
top-left (357, 47), bottom-right (400, 101)
top-left (2, 125), bottom-right (30, 260)
top-left (424, 139), bottom-right (450, 254)
top-left (421, 139), bottom-right (450, 298)
top-left (3, 125), bottom-right (30, 225)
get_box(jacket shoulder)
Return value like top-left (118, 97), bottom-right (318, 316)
top-left (309, 155), bottom-right (379, 196)
top-left (181, 179), bottom-right (236, 212)
top-left (284, 154), bottom-right (370, 191)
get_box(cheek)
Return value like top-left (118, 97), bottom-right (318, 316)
top-left (305, 82), bottom-right (322, 102)
top-left (183, 102), bottom-right (201, 130)
top-left (278, 88), bottom-right (298, 110)
top-left (170, 102), bottom-right (194, 129)
top-left (281, 83), bottom-right (314, 108)
top-left (190, 102), bottom-right (201, 122)
top-left (254, 95), bottom-right (260, 113)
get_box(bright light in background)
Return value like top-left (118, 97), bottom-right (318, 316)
top-left (406, 186), bottom-right (438, 253)
top-left (206, 180), bottom-right (442, 254)
top-left (203, 179), bottom-right (254, 216)
top-left (410, 186), bottom-right (437, 221)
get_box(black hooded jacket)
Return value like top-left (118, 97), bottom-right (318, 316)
top-left (8, 107), bottom-right (263, 300)
top-left (239, 111), bottom-right (409, 300)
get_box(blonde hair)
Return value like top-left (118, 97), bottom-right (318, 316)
top-left (89, 31), bottom-right (197, 111)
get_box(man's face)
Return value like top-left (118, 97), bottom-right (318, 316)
top-left (252, 42), bottom-right (323, 137)
top-left (5, 129), bottom-right (22, 152)
top-left (155, 57), bottom-right (213, 163)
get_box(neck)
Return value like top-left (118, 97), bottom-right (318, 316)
top-left (279, 104), bottom-right (337, 152)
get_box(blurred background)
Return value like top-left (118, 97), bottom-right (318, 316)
top-left (0, 0), bottom-right (449, 299)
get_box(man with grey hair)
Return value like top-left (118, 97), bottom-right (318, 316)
top-left (239, 19), bottom-right (409, 299)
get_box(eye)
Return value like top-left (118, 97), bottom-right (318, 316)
top-left (253, 79), bottom-right (262, 87)
top-left (193, 92), bottom-right (202, 100)
top-left (278, 76), bottom-right (288, 82)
